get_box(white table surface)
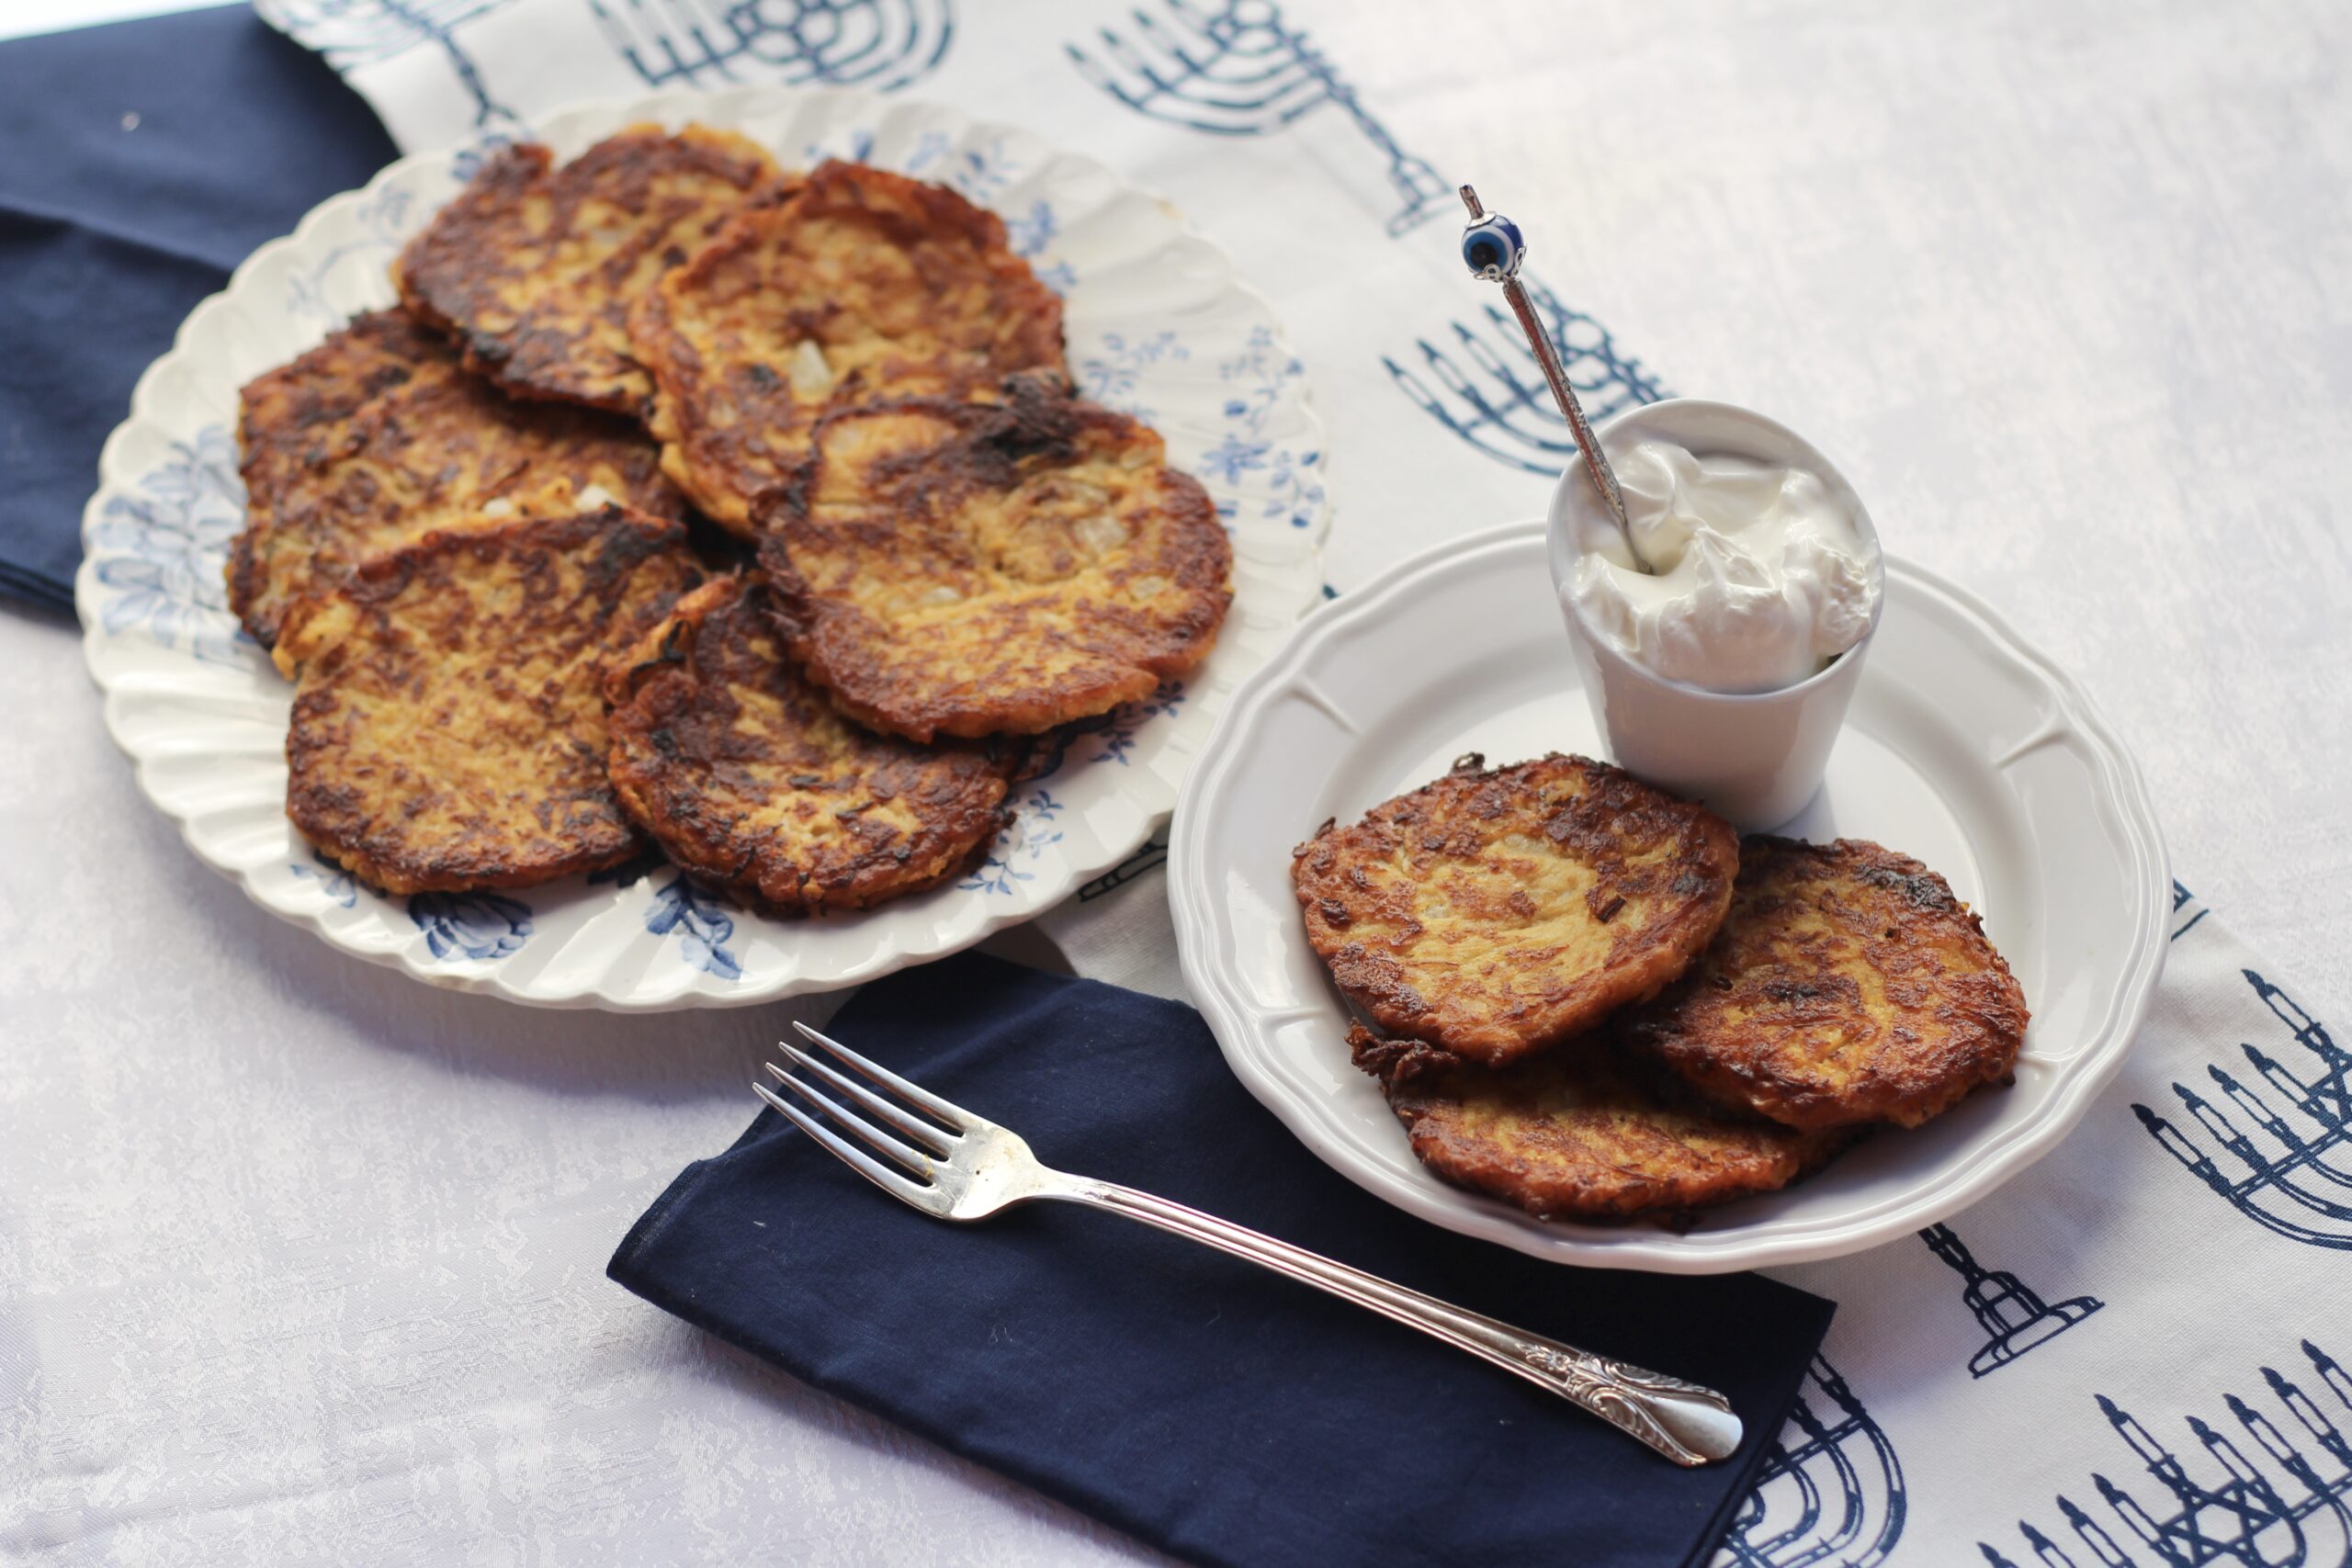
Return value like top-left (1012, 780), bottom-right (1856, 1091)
top-left (6, 1), bottom-right (2347, 1562)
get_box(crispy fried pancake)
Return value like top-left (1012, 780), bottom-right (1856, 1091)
top-left (1351, 1024), bottom-right (1855, 1223)
top-left (278, 506), bottom-right (698, 895)
top-left (230, 309), bottom-right (686, 648)
top-left (631, 159), bottom-right (1068, 529)
top-left (1293, 754), bottom-right (1739, 1067)
top-left (603, 575), bottom-right (1015, 913)
top-left (757, 387), bottom-right (1230, 740)
top-left (394, 126), bottom-right (782, 414)
top-left (1629, 838), bottom-right (2029, 1130)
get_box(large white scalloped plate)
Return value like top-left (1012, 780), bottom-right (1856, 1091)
top-left (1170, 522), bottom-right (2166, 1273)
top-left (76, 87), bottom-right (1328, 1010)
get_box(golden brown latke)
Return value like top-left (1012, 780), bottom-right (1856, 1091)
top-left (1292, 754), bottom-right (1739, 1068)
top-left (757, 385), bottom-right (1230, 741)
top-left (603, 575), bottom-right (1016, 913)
top-left (1627, 837), bottom-right (2030, 1131)
top-left (277, 506), bottom-right (699, 895)
top-left (630, 159), bottom-right (1068, 530)
top-left (1351, 1024), bottom-right (1857, 1223)
top-left (393, 126), bottom-right (783, 414)
top-left (230, 308), bottom-right (686, 649)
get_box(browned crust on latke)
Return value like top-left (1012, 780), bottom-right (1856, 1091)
top-left (602, 575), bottom-right (1015, 913)
top-left (1350, 1023), bottom-right (1859, 1223)
top-left (393, 127), bottom-right (784, 414)
top-left (230, 308), bottom-right (687, 648)
top-left (1627, 837), bottom-right (2030, 1131)
top-left (757, 383), bottom-right (1230, 740)
top-left (1292, 754), bottom-right (1739, 1067)
top-left (629, 159), bottom-right (1069, 529)
top-left (280, 506), bottom-right (699, 894)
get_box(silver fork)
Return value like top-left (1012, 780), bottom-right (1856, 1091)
top-left (756, 1022), bottom-right (1745, 1466)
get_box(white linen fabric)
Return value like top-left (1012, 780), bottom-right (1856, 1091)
top-left (7, 0), bottom-right (2351, 1562)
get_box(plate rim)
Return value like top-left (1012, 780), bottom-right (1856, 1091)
top-left (1170, 517), bottom-right (2169, 1273)
top-left (74, 84), bottom-right (1331, 1011)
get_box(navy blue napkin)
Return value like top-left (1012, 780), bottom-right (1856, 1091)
top-left (0, 5), bottom-right (396, 611)
top-left (612, 953), bottom-right (1834, 1568)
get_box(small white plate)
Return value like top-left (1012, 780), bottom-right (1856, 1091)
top-left (1170, 521), bottom-right (2166, 1273)
top-left (75, 86), bottom-right (1328, 1010)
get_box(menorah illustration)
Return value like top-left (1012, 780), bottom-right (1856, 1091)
top-left (260, 0), bottom-right (520, 130)
top-left (2175, 880), bottom-right (2212, 942)
top-left (1716, 1356), bottom-right (1908, 1567)
top-left (1383, 274), bottom-right (1667, 476)
top-left (1077, 834), bottom-right (1169, 902)
top-left (1921, 1223), bottom-right (2105, 1379)
top-left (1067, 0), bottom-right (1452, 237)
top-left (587, 0), bottom-right (952, 92)
top-left (2135, 969), bottom-right (2352, 1251)
top-left (1982, 1339), bottom-right (2352, 1567)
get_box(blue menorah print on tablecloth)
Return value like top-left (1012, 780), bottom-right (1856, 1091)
top-left (1921, 1223), bottom-right (2105, 1379)
top-left (589, 0), bottom-right (951, 93)
top-left (1982, 1339), bottom-right (2352, 1567)
top-left (1067, 0), bottom-right (1660, 473)
top-left (1384, 276), bottom-right (1667, 476)
top-left (2175, 880), bottom-right (2213, 942)
top-left (2136, 969), bottom-right (2352, 1250)
top-left (89, 424), bottom-right (251, 669)
top-left (262, 0), bottom-right (522, 130)
top-left (1077, 832), bottom-right (1168, 901)
top-left (1067, 0), bottom-right (1450, 238)
top-left (410, 890), bottom-right (533, 960)
top-left (1715, 1356), bottom-right (1908, 1567)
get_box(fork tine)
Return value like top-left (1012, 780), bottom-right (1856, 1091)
top-left (791, 1021), bottom-right (973, 1127)
top-left (779, 1044), bottom-right (956, 1156)
top-left (761, 1068), bottom-right (934, 1179)
top-left (754, 1082), bottom-right (933, 1204)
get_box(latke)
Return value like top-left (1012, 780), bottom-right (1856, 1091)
top-left (630, 159), bottom-right (1068, 529)
top-left (1351, 1024), bottom-right (1856, 1223)
top-left (603, 575), bottom-right (1016, 913)
top-left (1292, 754), bottom-right (1739, 1067)
top-left (230, 309), bottom-right (685, 648)
top-left (758, 386), bottom-right (1230, 740)
top-left (277, 506), bottom-right (699, 894)
top-left (1629, 837), bottom-right (2029, 1130)
top-left (393, 126), bottom-right (782, 414)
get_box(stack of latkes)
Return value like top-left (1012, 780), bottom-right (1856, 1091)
top-left (231, 125), bottom-right (1232, 913)
top-left (1293, 754), bottom-right (2030, 1225)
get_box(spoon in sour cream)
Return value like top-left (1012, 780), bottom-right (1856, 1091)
top-left (1457, 184), bottom-right (1651, 574)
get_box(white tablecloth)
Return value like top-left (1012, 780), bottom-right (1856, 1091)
top-left (6, 1), bottom-right (2349, 1562)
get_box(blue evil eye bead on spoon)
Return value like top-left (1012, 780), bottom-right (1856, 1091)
top-left (1458, 184), bottom-right (1649, 572)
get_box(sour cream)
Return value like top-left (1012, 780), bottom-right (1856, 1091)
top-left (1566, 440), bottom-right (1880, 694)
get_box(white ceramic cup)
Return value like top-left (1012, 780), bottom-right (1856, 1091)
top-left (1545, 399), bottom-right (1884, 831)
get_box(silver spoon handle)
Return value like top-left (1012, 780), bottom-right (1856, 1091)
top-left (1457, 183), bottom-right (1647, 572)
top-left (1046, 1176), bottom-right (1743, 1467)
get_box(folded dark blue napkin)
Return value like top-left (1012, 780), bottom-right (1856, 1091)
top-left (0, 5), bottom-right (396, 611)
top-left (612, 953), bottom-right (1835, 1568)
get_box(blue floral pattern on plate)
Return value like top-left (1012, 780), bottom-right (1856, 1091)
top-left (1204, 327), bottom-right (1323, 531)
top-left (645, 875), bottom-right (742, 979)
top-left (961, 788), bottom-right (1069, 896)
top-left (81, 91), bottom-right (1327, 1006)
top-left (288, 856), bottom-right (360, 908)
top-left (410, 892), bottom-right (533, 961)
top-left (87, 425), bottom-right (250, 668)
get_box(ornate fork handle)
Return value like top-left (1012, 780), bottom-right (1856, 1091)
top-left (1057, 1178), bottom-right (1742, 1466)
